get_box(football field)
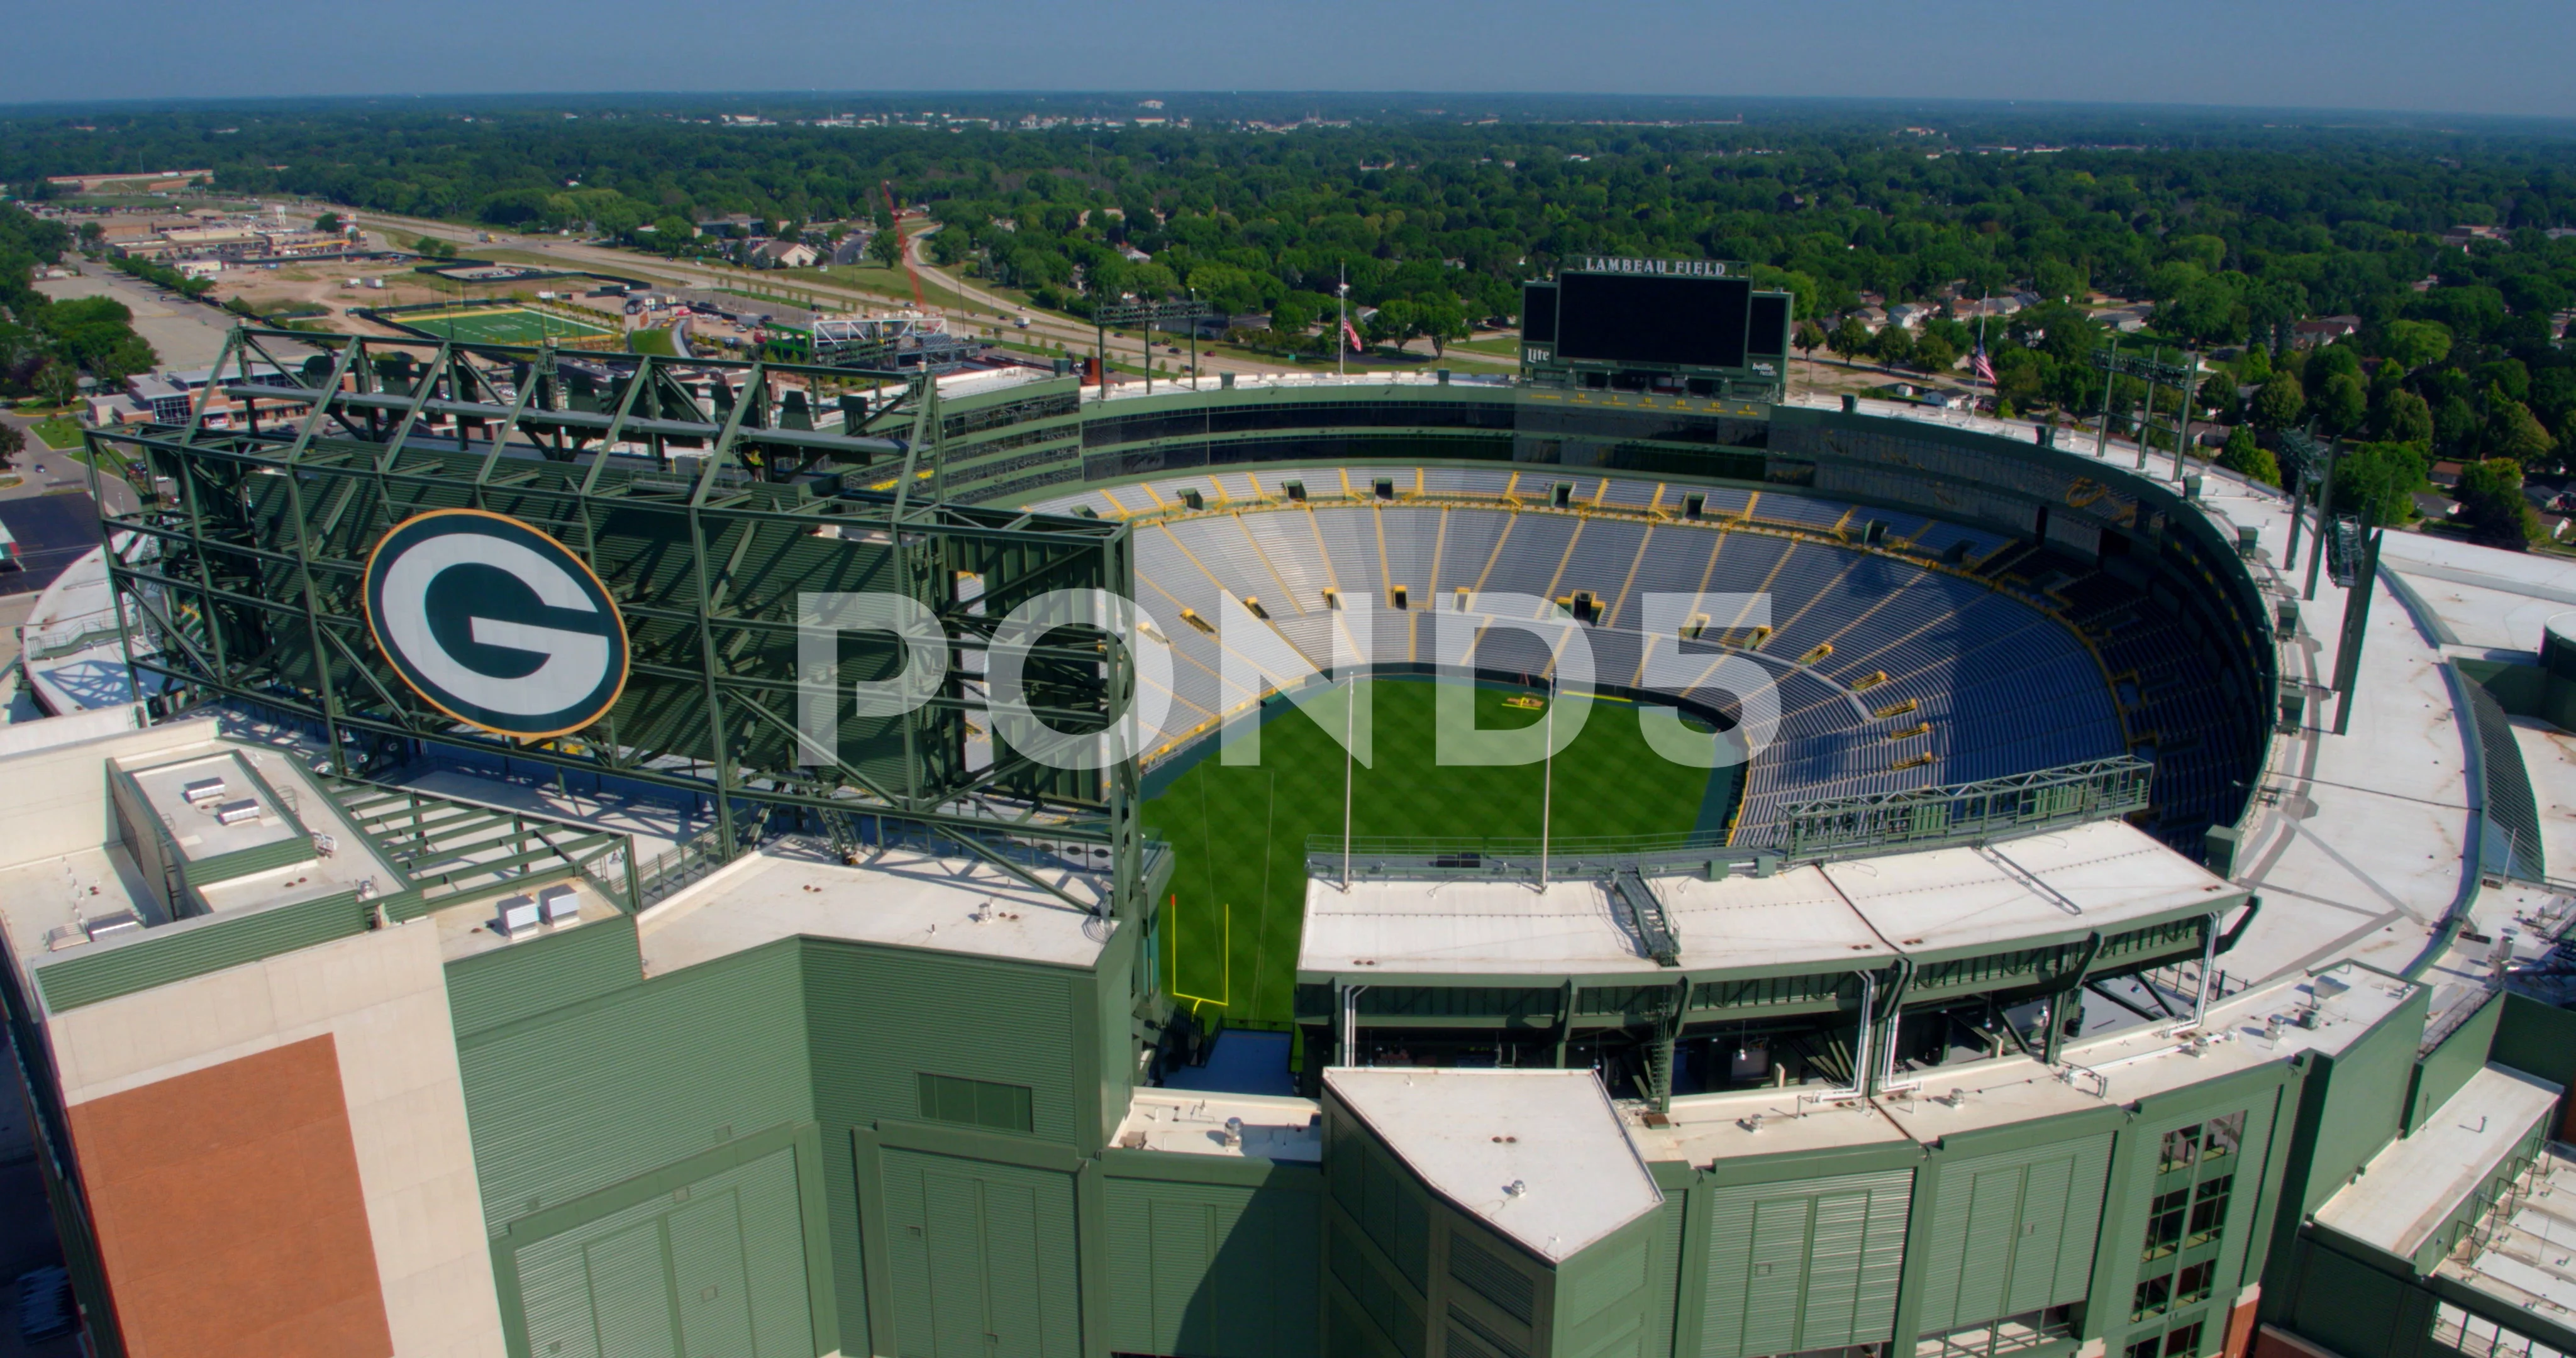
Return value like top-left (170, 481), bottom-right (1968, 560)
top-left (399, 305), bottom-right (617, 346)
top-left (1138, 676), bottom-right (1738, 1029)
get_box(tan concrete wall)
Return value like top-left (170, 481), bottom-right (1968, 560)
top-left (50, 919), bottom-right (506, 1358)
top-left (0, 718), bottom-right (219, 868)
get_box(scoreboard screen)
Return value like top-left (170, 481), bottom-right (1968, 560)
top-left (1555, 272), bottom-right (1752, 369)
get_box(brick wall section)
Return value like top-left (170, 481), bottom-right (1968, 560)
top-left (67, 1034), bottom-right (393, 1358)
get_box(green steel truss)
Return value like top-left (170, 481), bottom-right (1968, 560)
top-left (87, 326), bottom-right (1147, 919)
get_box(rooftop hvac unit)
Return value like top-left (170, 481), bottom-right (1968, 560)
top-left (213, 799), bottom-right (262, 825)
top-left (84, 911), bottom-right (143, 942)
top-left (538, 884), bottom-right (580, 923)
top-left (496, 895), bottom-right (542, 937)
top-left (180, 777), bottom-right (228, 805)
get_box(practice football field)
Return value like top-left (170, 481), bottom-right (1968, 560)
top-left (400, 305), bottom-right (616, 345)
top-left (1138, 676), bottom-right (1739, 1029)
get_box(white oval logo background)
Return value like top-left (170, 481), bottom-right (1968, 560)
top-left (363, 510), bottom-right (629, 739)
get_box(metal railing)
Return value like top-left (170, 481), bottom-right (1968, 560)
top-left (1779, 756), bottom-right (2153, 858)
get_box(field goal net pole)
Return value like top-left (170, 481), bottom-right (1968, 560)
top-left (1539, 676), bottom-right (1555, 890)
top-left (1340, 673), bottom-right (1355, 892)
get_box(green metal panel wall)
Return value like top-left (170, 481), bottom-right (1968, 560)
top-left (510, 1144), bottom-right (815, 1358)
top-left (1553, 1210), bottom-right (1673, 1358)
top-left (880, 1148), bottom-right (1082, 1358)
top-left (31, 889), bottom-right (370, 1012)
top-left (1103, 1174), bottom-right (1320, 1358)
top-left (447, 915), bottom-right (643, 1040)
top-left (2492, 991), bottom-right (2576, 1090)
top-left (2408, 990), bottom-right (2504, 1135)
top-left (1696, 1169), bottom-right (1912, 1358)
top-left (1913, 1135), bottom-right (2111, 1332)
top-left (803, 942), bottom-right (1082, 1141)
top-left (2297, 984), bottom-right (2428, 1216)
top-left (804, 939), bottom-right (1096, 1354)
top-left (458, 941), bottom-right (813, 1234)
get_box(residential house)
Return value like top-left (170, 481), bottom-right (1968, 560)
top-left (751, 239), bottom-right (818, 269)
top-left (2291, 315), bottom-right (2362, 348)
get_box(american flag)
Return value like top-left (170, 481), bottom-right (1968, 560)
top-left (1971, 341), bottom-right (1996, 385)
top-left (1342, 317), bottom-right (1365, 352)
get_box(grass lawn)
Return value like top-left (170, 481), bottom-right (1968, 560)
top-left (401, 305), bottom-right (616, 345)
top-left (29, 416), bottom-right (82, 450)
top-left (626, 326), bottom-right (677, 356)
top-left (1139, 676), bottom-right (1735, 1029)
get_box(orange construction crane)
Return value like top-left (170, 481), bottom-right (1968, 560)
top-left (881, 180), bottom-right (928, 311)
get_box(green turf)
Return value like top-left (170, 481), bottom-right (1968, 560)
top-left (1139, 676), bottom-right (1735, 1028)
top-left (402, 306), bottom-right (615, 346)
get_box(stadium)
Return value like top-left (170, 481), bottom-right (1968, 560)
top-left (1, 262), bottom-right (2570, 1358)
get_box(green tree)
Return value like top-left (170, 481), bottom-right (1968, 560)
top-left (2218, 426), bottom-right (2280, 486)
top-left (37, 360), bottom-right (79, 411)
top-left (2333, 441), bottom-right (2428, 526)
top-left (868, 227), bottom-right (905, 270)
top-left (2251, 372), bottom-right (2305, 429)
top-left (1913, 333), bottom-right (1957, 375)
top-left (1270, 294), bottom-right (1318, 338)
top-left (2488, 400), bottom-right (2558, 468)
top-left (1413, 294), bottom-right (1468, 357)
top-left (0, 420), bottom-right (21, 469)
top-left (2315, 372), bottom-right (2368, 435)
top-left (1793, 319), bottom-right (1826, 364)
top-left (1827, 316), bottom-right (1870, 363)
top-left (1869, 323), bottom-right (1915, 367)
top-left (2240, 344), bottom-right (2272, 384)
top-left (2455, 457), bottom-right (2541, 548)
top-left (314, 212), bottom-right (342, 233)
top-left (2376, 389), bottom-right (2434, 445)
top-left (2379, 319), bottom-right (2452, 371)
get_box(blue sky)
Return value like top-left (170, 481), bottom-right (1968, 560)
top-left (6, 0), bottom-right (2572, 119)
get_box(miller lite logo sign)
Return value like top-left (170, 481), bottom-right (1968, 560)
top-left (363, 509), bottom-right (630, 739)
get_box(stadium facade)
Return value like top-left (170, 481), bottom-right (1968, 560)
top-left (1, 311), bottom-right (2569, 1358)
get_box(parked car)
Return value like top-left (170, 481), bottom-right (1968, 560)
top-left (16, 1266), bottom-right (72, 1342)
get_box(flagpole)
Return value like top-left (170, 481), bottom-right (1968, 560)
top-left (1539, 676), bottom-right (1554, 891)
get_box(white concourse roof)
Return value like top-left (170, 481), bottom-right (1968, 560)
top-left (1300, 877), bottom-right (1648, 975)
top-left (1658, 868), bottom-right (1894, 972)
top-left (1299, 820), bottom-right (2231, 980)
top-left (1326, 1068), bottom-right (1662, 1262)
top-left (1822, 819), bottom-right (2235, 955)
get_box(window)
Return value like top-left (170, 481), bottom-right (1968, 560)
top-left (2174, 1260), bottom-right (2215, 1308)
top-left (1914, 1307), bottom-right (2076, 1358)
top-left (2163, 1322), bottom-right (2204, 1358)
top-left (2187, 1176), bottom-right (2233, 1245)
top-left (916, 1073), bottom-right (1035, 1133)
top-left (2131, 1272), bottom-right (2172, 1322)
top-left (2143, 1188), bottom-right (2189, 1259)
top-left (2201, 1112), bottom-right (2245, 1161)
top-left (2159, 1125), bottom-right (2201, 1174)
top-left (2437, 1303), bottom-right (2575, 1358)
top-left (2126, 1340), bottom-right (2162, 1358)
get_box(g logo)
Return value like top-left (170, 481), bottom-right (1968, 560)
top-left (363, 509), bottom-right (629, 739)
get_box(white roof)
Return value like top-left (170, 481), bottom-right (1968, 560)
top-left (638, 842), bottom-right (1114, 974)
top-left (1299, 820), bottom-right (2228, 980)
top-left (2314, 1065), bottom-right (2563, 1259)
top-left (1658, 867), bottom-right (1894, 972)
top-left (1326, 1068), bottom-right (1662, 1262)
top-left (1300, 876), bottom-right (1648, 976)
top-left (1822, 819), bottom-right (2234, 954)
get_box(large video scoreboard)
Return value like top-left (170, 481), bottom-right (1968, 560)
top-left (1521, 257), bottom-right (1792, 400)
